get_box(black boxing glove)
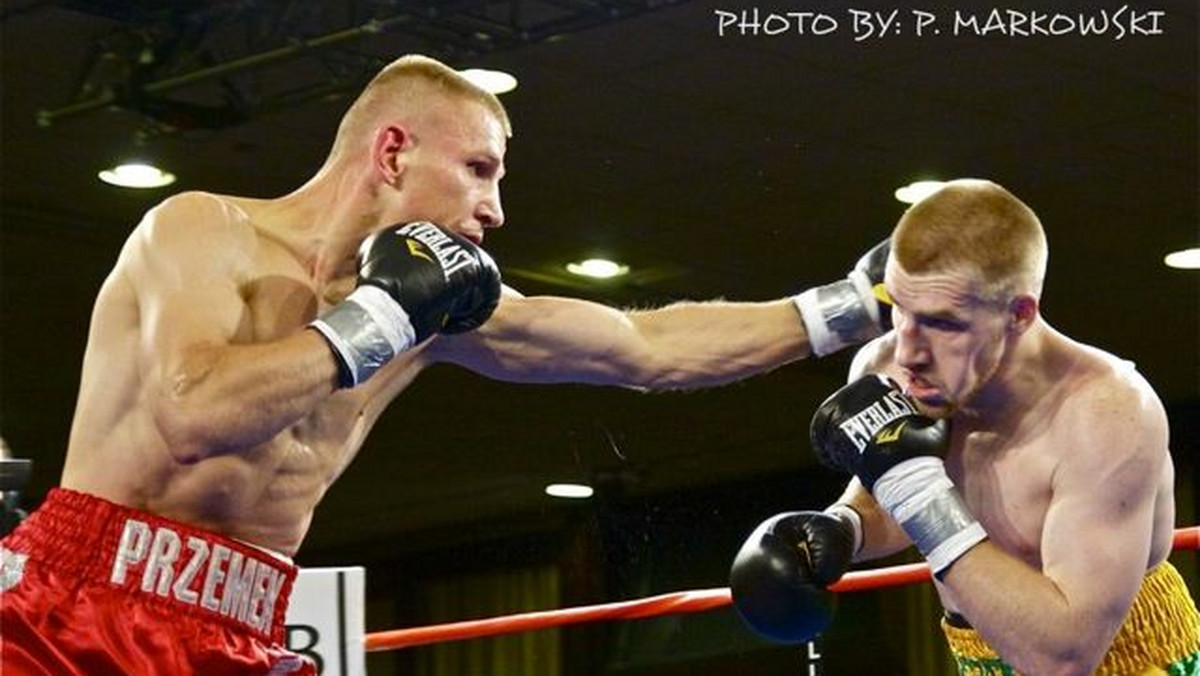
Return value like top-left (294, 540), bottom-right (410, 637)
top-left (793, 238), bottom-right (892, 357)
top-left (809, 374), bottom-right (946, 488)
top-left (359, 222), bottom-right (501, 337)
top-left (809, 375), bottom-right (986, 576)
top-left (730, 507), bottom-right (860, 643)
top-left (310, 222), bottom-right (502, 388)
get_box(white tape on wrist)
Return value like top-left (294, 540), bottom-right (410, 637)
top-left (348, 286), bottom-right (415, 353)
top-left (792, 288), bottom-right (839, 357)
top-left (846, 268), bottom-right (881, 326)
top-left (823, 503), bottom-right (864, 556)
top-left (309, 286), bottom-right (417, 387)
top-left (873, 456), bottom-right (987, 576)
top-left (921, 519), bottom-right (988, 575)
top-left (792, 276), bottom-right (881, 357)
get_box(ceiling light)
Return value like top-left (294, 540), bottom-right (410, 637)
top-left (565, 258), bottom-right (629, 279)
top-left (894, 180), bottom-right (947, 204)
top-left (459, 68), bottom-right (518, 95)
top-left (1164, 247), bottom-right (1200, 270)
top-left (544, 483), bottom-right (594, 499)
top-left (99, 162), bottom-right (176, 189)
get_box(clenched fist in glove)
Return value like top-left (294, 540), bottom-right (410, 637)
top-left (810, 375), bottom-right (987, 577)
top-left (793, 238), bottom-right (892, 357)
top-left (730, 507), bottom-right (860, 643)
top-left (311, 221), bottom-right (501, 388)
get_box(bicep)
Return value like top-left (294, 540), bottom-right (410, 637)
top-left (1039, 394), bottom-right (1167, 624)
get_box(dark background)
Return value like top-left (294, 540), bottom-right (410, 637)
top-left (2, 1), bottom-right (1197, 674)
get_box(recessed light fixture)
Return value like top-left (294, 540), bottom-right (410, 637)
top-left (459, 68), bottom-right (518, 95)
top-left (544, 483), bottom-right (594, 499)
top-left (565, 258), bottom-right (629, 279)
top-left (98, 162), bottom-right (176, 189)
top-left (894, 180), bottom-right (947, 204)
top-left (1164, 247), bottom-right (1200, 270)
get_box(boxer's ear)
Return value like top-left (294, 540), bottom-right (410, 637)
top-left (372, 124), bottom-right (411, 186)
top-left (1008, 295), bottom-right (1038, 333)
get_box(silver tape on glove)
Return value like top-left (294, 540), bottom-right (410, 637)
top-left (793, 276), bottom-right (882, 357)
top-left (874, 457), bottom-right (987, 577)
top-left (899, 485), bottom-right (987, 576)
top-left (310, 286), bottom-right (416, 387)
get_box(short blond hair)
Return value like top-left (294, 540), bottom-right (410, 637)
top-left (327, 54), bottom-right (511, 162)
top-left (893, 179), bottom-right (1048, 301)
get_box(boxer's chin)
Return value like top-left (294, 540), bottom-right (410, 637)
top-left (903, 381), bottom-right (953, 418)
top-left (914, 398), bottom-right (954, 419)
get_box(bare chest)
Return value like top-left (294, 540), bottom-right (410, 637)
top-left (240, 271), bottom-right (341, 342)
top-left (944, 426), bottom-right (1060, 566)
top-left (237, 267), bottom-right (421, 453)
top-left (236, 268), bottom-right (365, 434)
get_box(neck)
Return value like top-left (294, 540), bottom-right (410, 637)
top-left (261, 164), bottom-right (379, 288)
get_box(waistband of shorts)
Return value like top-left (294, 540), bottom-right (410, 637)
top-left (941, 561), bottom-right (1200, 675)
top-left (4, 487), bottom-right (297, 643)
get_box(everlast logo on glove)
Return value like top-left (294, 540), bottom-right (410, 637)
top-left (837, 388), bottom-right (919, 453)
top-left (396, 222), bottom-right (477, 279)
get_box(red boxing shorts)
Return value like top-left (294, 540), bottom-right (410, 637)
top-left (0, 488), bottom-right (316, 676)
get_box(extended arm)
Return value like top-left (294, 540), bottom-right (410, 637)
top-left (427, 239), bottom-right (891, 390)
top-left (429, 290), bottom-right (807, 390)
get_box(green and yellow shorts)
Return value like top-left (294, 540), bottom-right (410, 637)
top-left (942, 561), bottom-right (1200, 676)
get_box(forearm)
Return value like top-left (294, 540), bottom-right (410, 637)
top-left (452, 237), bottom-right (887, 386)
top-left (833, 479), bottom-right (910, 561)
top-left (152, 329), bottom-right (339, 462)
top-left (625, 298), bottom-right (809, 389)
top-left (437, 295), bottom-right (809, 389)
top-left (940, 544), bottom-right (1112, 676)
top-left (627, 237), bottom-right (892, 374)
top-left (627, 239), bottom-right (893, 381)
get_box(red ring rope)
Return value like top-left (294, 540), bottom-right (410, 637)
top-left (364, 525), bottom-right (1199, 652)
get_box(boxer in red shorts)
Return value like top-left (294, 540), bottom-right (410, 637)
top-left (2, 490), bottom-right (308, 675)
top-left (1, 55), bottom-right (889, 674)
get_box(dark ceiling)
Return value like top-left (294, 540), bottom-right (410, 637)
top-left (1, 1), bottom-right (1197, 560)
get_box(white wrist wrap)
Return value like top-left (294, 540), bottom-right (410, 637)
top-left (873, 457), bottom-right (987, 576)
top-left (847, 268), bottom-right (882, 326)
top-left (823, 503), bottom-right (864, 555)
top-left (793, 273), bottom-right (882, 357)
top-left (309, 285), bottom-right (416, 388)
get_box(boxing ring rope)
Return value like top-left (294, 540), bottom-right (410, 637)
top-left (364, 526), bottom-right (1200, 652)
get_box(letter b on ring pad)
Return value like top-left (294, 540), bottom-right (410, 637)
top-left (286, 567), bottom-right (366, 676)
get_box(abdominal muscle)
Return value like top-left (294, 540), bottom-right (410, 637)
top-left (60, 406), bottom-right (360, 558)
